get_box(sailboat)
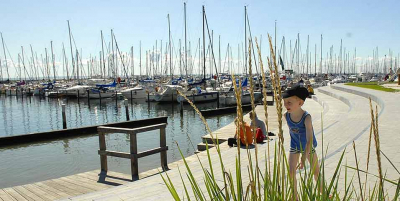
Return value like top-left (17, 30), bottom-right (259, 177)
top-left (218, 77), bottom-right (262, 105)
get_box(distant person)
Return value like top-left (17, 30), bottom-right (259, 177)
top-left (307, 84), bottom-right (314, 96)
top-left (228, 118), bottom-right (253, 147)
top-left (249, 111), bottom-right (267, 143)
top-left (298, 78), bottom-right (304, 87)
top-left (282, 84), bottom-right (321, 200)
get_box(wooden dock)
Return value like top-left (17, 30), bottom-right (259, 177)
top-left (0, 170), bottom-right (132, 201)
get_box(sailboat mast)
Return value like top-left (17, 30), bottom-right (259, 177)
top-left (244, 6), bottom-right (247, 75)
top-left (184, 2), bottom-right (188, 79)
top-left (101, 31), bottom-right (106, 78)
top-left (168, 14), bottom-right (172, 79)
top-left (67, 20), bottom-right (75, 80)
top-left (320, 34), bottom-right (323, 74)
top-left (139, 41), bottom-right (142, 78)
top-left (45, 48), bottom-right (50, 81)
top-left (219, 35), bottom-right (221, 75)
top-left (76, 50), bottom-right (79, 83)
top-left (202, 6), bottom-right (206, 79)
top-left (51, 41), bottom-right (56, 81)
top-left (131, 46), bottom-right (134, 77)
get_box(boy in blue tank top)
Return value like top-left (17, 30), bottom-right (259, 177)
top-left (283, 84), bottom-right (321, 200)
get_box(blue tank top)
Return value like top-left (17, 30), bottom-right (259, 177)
top-left (286, 111), bottom-right (317, 151)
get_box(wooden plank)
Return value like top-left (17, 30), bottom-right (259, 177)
top-left (47, 178), bottom-right (93, 194)
top-left (13, 186), bottom-right (43, 201)
top-left (0, 116), bottom-right (168, 147)
top-left (21, 184), bottom-right (55, 201)
top-left (42, 180), bottom-right (81, 196)
top-left (2, 188), bottom-right (27, 201)
top-left (98, 150), bottom-right (131, 159)
top-left (129, 123), bottom-right (167, 134)
top-left (33, 182), bottom-right (70, 198)
top-left (65, 174), bottom-right (109, 190)
top-left (0, 189), bottom-right (16, 201)
top-left (137, 146), bottom-right (168, 158)
top-left (59, 176), bottom-right (106, 191)
top-left (26, 183), bottom-right (62, 201)
top-left (97, 126), bottom-right (134, 134)
top-left (83, 171), bottom-right (131, 185)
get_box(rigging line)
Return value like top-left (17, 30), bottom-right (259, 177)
top-left (113, 34), bottom-right (129, 79)
top-left (245, 13), bottom-right (259, 75)
top-left (20, 50), bottom-right (33, 81)
top-left (204, 11), bottom-right (219, 76)
top-left (4, 42), bottom-right (18, 79)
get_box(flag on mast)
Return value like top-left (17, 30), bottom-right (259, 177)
top-left (279, 56), bottom-right (285, 71)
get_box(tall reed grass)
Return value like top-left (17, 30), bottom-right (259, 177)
top-left (160, 36), bottom-right (400, 200)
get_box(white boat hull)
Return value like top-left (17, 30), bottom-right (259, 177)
top-left (121, 88), bottom-right (148, 99)
top-left (219, 92), bottom-right (262, 106)
top-left (177, 92), bottom-right (218, 103)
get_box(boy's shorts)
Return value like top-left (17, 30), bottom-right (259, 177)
top-left (289, 147), bottom-right (316, 154)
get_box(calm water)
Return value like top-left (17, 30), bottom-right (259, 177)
top-left (0, 95), bottom-right (236, 188)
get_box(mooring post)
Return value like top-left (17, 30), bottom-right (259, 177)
top-left (130, 132), bottom-right (139, 180)
top-left (130, 90), bottom-right (133, 105)
top-left (62, 103), bottom-right (67, 129)
top-left (21, 89), bottom-right (23, 101)
top-left (397, 68), bottom-right (400, 85)
top-left (77, 90), bottom-right (80, 102)
top-left (147, 92), bottom-right (150, 105)
top-left (99, 131), bottom-right (108, 173)
top-left (217, 92), bottom-right (220, 108)
top-left (87, 89), bottom-right (90, 105)
top-left (125, 99), bottom-right (130, 121)
top-left (115, 91), bottom-right (118, 106)
top-left (160, 126), bottom-right (168, 171)
top-left (180, 99), bottom-right (183, 113)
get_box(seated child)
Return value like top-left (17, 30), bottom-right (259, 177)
top-left (228, 118), bottom-right (253, 147)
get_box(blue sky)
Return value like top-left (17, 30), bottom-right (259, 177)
top-left (1, 0), bottom-right (399, 78)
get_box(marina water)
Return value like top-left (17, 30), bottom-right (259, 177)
top-left (0, 95), bottom-right (235, 188)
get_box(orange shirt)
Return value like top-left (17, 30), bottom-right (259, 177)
top-left (236, 123), bottom-right (253, 145)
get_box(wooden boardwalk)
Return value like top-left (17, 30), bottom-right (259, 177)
top-left (0, 170), bottom-right (132, 201)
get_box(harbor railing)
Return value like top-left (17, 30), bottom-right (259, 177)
top-left (97, 123), bottom-right (168, 180)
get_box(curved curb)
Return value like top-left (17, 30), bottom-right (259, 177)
top-left (317, 87), bottom-right (353, 112)
top-left (322, 84), bottom-right (385, 160)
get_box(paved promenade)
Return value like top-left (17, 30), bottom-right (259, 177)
top-left (61, 84), bottom-right (400, 200)
top-left (1, 84), bottom-right (399, 200)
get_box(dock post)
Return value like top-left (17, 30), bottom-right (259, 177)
top-left (115, 91), bottom-right (118, 106)
top-left (147, 92), bottom-right (150, 104)
top-left (180, 99), bottom-right (183, 113)
top-left (62, 104), bottom-right (67, 129)
top-left (86, 90), bottom-right (90, 106)
top-left (21, 89), bottom-right (23, 101)
top-left (99, 131), bottom-right (108, 173)
top-left (217, 92), bottom-right (220, 108)
top-left (125, 99), bottom-right (130, 121)
top-left (130, 90), bottom-right (133, 105)
top-left (398, 73), bottom-right (400, 85)
top-left (77, 90), bottom-right (80, 102)
top-left (130, 132), bottom-right (139, 180)
top-left (160, 126), bottom-right (168, 171)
